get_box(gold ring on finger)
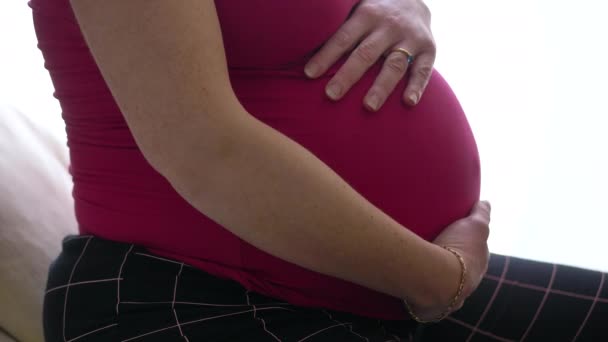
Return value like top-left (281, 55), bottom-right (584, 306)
top-left (391, 47), bottom-right (415, 65)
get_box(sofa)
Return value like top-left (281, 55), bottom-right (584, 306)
top-left (0, 105), bottom-right (77, 342)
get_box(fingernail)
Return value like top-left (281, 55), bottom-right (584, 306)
top-left (326, 83), bottom-right (342, 100)
top-left (365, 94), bottom-right (380, 111)
top-left (304, 62), bottom-right (320, 78)
top-left (408, 93), bottom-right (418, 105)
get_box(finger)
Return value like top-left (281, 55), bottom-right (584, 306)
top-left (473, 200), bottom-right (491, 216)
top-left (481, 200), bottom-right (492, 213)
top-left (402, 52), bottom-right (435, 105)
top-left (469, 201), bottom-right (492, 229)
top-left (325, 31), bottom-right (390, 101)
top-left (363, 48), bottom-right (412, 111)
top-left (304, 12), bottom-right (371, 79)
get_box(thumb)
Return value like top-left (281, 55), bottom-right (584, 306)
top-left (470, 200), bottom-right (491, 224)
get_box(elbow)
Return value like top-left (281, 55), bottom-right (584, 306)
top-left (136, 119), bottom-right (242, 200)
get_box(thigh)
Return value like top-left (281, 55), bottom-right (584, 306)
top-left (44, 236), bottom-right (418, 342)
top-left (416, 254), bottom-right (608, 342)
top-left (118, 250), bottom-right (417, 341)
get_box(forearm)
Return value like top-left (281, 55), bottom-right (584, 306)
top-left (158, 106), bottom-right (459, 308)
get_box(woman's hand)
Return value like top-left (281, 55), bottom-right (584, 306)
top-left (304, 0), bottom-right (436, 111)
top-left (410, 201), bottom-right (491, 321)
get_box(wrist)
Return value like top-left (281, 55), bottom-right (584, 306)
top-left (403, 243), bottom-right (464, 321)
top-left (435, 245), bottom-right (466, 307)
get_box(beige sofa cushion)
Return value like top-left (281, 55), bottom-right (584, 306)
top-left (0, 330), bottom-right (17, 342)
top-left (0, 106), bottom-right (77, 342)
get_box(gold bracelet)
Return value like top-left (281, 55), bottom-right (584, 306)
top-left (403, 246), bottom-right (467, 323)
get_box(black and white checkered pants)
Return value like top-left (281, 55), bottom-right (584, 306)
top-left (43, 236), bottom-right (608, 342)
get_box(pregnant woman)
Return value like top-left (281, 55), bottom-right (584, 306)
top-left (31, 0), bottom-right (607, 341)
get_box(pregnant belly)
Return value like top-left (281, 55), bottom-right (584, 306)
top-left (228, 65), bottom-right (481, 318)
top-left (233, 66), bottom-right (481, 242)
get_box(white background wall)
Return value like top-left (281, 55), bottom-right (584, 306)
top-left (1, 1), bottom-right (607, 271)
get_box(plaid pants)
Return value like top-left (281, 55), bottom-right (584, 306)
top-left (43, 236), bottom-right (607, 342)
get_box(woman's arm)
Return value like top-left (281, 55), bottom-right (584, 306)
top-left (69, 0), bottom-right (459, 310)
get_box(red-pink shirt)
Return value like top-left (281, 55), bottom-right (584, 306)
top-left (30, 0), bottom-right (480, 320)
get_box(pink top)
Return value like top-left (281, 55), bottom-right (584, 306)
top-left (30, 0), bottom-right (480, 320)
